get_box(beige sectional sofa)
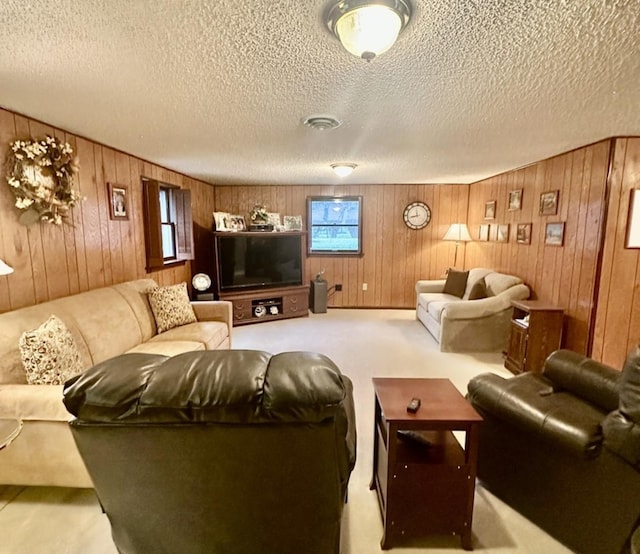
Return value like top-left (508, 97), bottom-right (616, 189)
top-left (416, 268), bottom-right (530, 352)
top-left (0, 278), bottom-right (232, 487)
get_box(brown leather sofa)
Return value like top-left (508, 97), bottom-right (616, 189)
top-left (63, 350), bottom-right (356, 554)
top-left (467, 346), bottom-right (640, 554)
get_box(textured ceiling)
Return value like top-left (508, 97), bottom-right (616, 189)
top-left (1, 1), bottom-right (639, 185)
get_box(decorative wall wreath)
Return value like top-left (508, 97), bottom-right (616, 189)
top-left (5, 135), bottom-right (81, 226)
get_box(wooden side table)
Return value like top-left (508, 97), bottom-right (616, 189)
top-left (504, 300), bottom-right (564, 374)
top-left (370, 378), bottom-right (483, 550)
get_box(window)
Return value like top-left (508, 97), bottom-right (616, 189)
top-left (142, 178), bottom-right (194, 271)
top-left (307, 195), bottom-right (363, 256)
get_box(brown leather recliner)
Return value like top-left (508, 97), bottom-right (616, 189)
top-left (467, 346), bottom-right (640, 554)
top-left (63, 350), bottom-right (356, 554)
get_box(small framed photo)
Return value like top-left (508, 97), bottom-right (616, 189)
top-left (539, 190), bottom-right (559, 215)
top-left (516, 223), bottom-right (532, 244)
top-left (228, 215), bottom-right (246, 231)
top-left (108, 183), bottom-right (129, 220)
top-left (508, 189), bottom-right (523, 211)
top-left (545, 222), bottom-right (565, 246)
top-left (213, 211), bottom-right (231, 231)
top-left (497, 223), bottom-right (510, 242)
top-left (484, 200), bottom-right (496, 220)
top-left (626, 189), bottom-right (640, 248)
top-left (267, 212), bottom-right (281, 228)
top-left (478, 224), bottom-right (490, 241)
top-left (283, 215), bottom-right (303, 231)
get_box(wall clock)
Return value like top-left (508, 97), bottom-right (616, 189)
top-left (403, 201), bottom-right (432, 230)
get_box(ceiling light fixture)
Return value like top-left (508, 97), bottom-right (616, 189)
top-left (326, 0), bottom-right (411, 62)
top-left (331, 163), bottom-right (357, 177)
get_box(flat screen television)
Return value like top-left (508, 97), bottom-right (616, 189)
top-left (307, 195), bottom-right (363, 255)
top-left (216, 233), bottom-right (303, 292)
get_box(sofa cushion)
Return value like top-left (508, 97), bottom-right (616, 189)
top-left (148, 282), bottom-right (197, 333)
top-left (126, 341), bottom-right (206, 357)
top-left (417, 292), bottom-right (459, 312)
top-left (442, 269), bottom-right (468, 298)
top-left (19, 315), bottom-right (84, 385)
top-left (150, 321), bottom-right (229, 350)
top-left (468, 277), bottom-right (487, 300)
top-left (484, 272), bottom-right (523, 296)
top-left (427, 300), bottom-right (451, 322)
top-left (462, 268), bottom-right (493, 299)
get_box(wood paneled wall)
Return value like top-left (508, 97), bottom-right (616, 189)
top-left (214, 184), bottom-right (469, 308)
top-left (592, 138), bottom-right (640, 368)
top-left (0, 108), bottom-right (216, 312)
top-left (465, 140), bottom-right (612, 355)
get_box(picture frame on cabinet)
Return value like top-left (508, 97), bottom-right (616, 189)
top-left (545, 222), bottom-right (565, 246)
top-left (108, 183), bottom-right (129, 220)
top-left (625, 189), bottom-right (640, 248)
top-left (539, 190), bottom-right (559, 215)
top-left (479, 224), bottom-right (490, 241)
top-left (213, 211), bottom-right (231, 231)
top-left (516, 223), bottom-right (532, 244)
top-left (228, 215), bottom-right (246, 231)
top-left (283, 215), bottom-right (303, 231)
top-left (497, 224), bottom-right (510, 242)
top-left (484, 200), bottom-right (496, 220)
top-left (508, 189), bottom-right (523, 211)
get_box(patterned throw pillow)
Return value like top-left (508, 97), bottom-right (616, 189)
top-left (19, 315), bottom-right (84, 385)
top-left (148, 282), bottom-right (197, 333)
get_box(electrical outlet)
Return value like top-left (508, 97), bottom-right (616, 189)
top-left (362, 283), bottom-right (368, 291)
top-left (335, 284), bottom-right (342, 291)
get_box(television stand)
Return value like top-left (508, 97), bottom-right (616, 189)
top-left (219, 285), bottom-right (310, 326)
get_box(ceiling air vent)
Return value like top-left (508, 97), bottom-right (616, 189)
top-left (302, 115), bottom-right (342, 131)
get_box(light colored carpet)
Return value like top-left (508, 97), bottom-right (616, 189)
top-left (0, 309), bottom-right (571, 553)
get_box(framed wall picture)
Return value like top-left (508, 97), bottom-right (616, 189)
top-left (626, 189), bottom-right (640, 248)
top-left (497, 223), bottom-right (510, 242)
top-left (484, 200), bottom-right (496, 220)
top-left (108, 183), bottom-right (129, 220)
top-left (508, 189), bottom-right (523, 211)
top-left (545, 222), bottom-right (565, 246)
top-left (539, 190), bottom-right (559, 215)
top-left (478, 224), bottom-right (490, 241)
top-left (516, 223), bottom-right (532, 244)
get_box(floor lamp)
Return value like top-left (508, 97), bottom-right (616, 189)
top-left (443, 224), bottom-right (472, 269)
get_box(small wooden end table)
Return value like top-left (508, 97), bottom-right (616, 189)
top-left (0, 419), bottom-right (22, 450)
top-left (370, 378), bottom-right (483, 550)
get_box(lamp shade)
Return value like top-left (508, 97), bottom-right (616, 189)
top-left (0, 259), bottom-right (14, 275)
top-left (443, 224), bottom-right (472, 242)
top-left (327, 0), bottom-right (411, 61)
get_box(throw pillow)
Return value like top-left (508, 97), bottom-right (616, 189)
top-left (442, 269), bottom-right (469, 298)
top-left (19, 315), bottom-right (83, 385)
top-left (148, 282), bottom-right (197, 333)
top-left (468, 277), bottom-right (487, 300)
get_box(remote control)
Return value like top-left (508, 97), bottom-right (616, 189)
top-left (406, 397), bottom-right (421, 413)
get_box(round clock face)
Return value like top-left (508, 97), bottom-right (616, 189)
top-left (192, 273), bottom-right (211, 292)
top-left (403, 202), bottom-right (432, 230)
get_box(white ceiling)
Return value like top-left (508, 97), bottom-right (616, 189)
top-left (1, 1), bottom-right (639, 186)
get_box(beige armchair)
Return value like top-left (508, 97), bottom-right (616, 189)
top-left (416, 268), bottom-right (530, 352)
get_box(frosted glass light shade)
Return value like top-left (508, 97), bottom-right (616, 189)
top-left (335, 5), bottom-right (402, 59)
top-left (327, 0), bottom-right (411, 61)
top-left (443, 224), bottom-right (472, 242)
top-left (331, 163), bottom-right (357, 177)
